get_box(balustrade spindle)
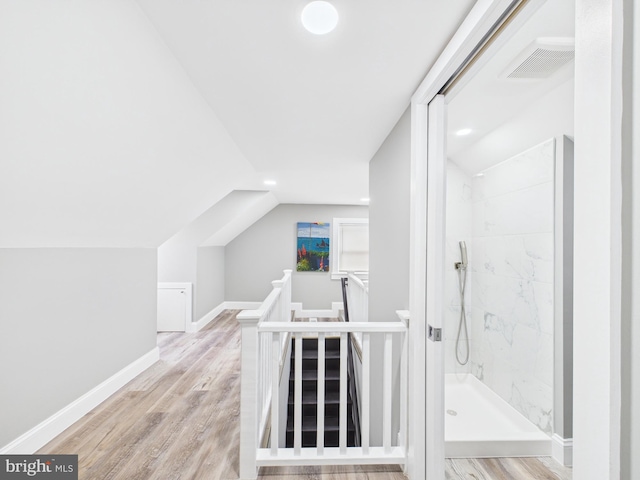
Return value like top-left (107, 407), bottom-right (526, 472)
top-left (383, 332), bottom-right (393, 453)
top-left (317, 333), bottom-right (326, 454)
top-left (362, 332), bottom-right (370, 454)
top-left (294, 334), bottom-right (302, 454)
top-left (339, 332), bottom-right (348, 454)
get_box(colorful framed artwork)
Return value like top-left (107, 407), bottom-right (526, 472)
top-left (296, 222), bottom-right (330, 272)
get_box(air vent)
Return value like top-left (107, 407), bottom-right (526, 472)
top-left (501, 38), bottom-right (574, 80)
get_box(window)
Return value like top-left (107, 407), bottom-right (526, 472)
top-left (331, 218), bottom-right (369, 279)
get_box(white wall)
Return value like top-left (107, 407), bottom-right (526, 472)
top-left (444, 162), bottom-right (473, 375)
top-left (0, 0), bottom-right (254, 248)
top-left (453, 78), bottom-right (574, 175)
top-left (469, 140), bottom-right (555, 434)
top-left (225, 204), bottom-right (368, 310)
top-left (0, 248), bottom-right (157, 449)
top-left (573, 0), bottom-right (624, 476)
top-left (621, 0), bottom-right (639, 477)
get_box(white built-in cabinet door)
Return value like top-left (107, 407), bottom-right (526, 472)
top-left (157, 283), bottom-right (192, 332)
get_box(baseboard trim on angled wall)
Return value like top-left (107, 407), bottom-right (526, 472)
top-left (188, 303), bottom-right (227, 333)
top-left (0, 347), bottom-right (160, 455)
top-left (189, 301), bottom-right (285, 332)
top-left (551, 434), bottom-right (573, 467)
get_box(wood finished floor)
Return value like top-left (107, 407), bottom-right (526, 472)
top-left (38, 310), bottom-right (572, 480)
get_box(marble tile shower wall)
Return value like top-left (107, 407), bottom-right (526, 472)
top-left (469, 138), bottom-right (555, 434)
top-left (445, 162), bottom-right (474, 375)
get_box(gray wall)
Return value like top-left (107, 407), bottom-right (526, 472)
top-left (368, 107), bottom-right (411, 321)
top-left (225, 204), bottom-right (368, 309)
top-left (158, 244), bottom-right (225, 323)
top-left (0, 248), bottom-right (157, 448)
top-left (158, 244), bottom-right (196, 283)
top-left (196, 246), bottom-right (225, 319)
top-left (367, 107), bottom-right (411, 444)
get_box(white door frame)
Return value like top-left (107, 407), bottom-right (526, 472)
top-left (408, 2), bottom-right (523, 477)
top-left (408, 0), bottom-right (624, 478)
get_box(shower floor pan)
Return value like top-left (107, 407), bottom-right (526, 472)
top-left (445, 373), bottom-right (551, 458)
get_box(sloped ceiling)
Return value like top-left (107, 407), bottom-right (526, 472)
top-left (134, 0), bottom-right (476, 205)
top-left (162, 190), bottom-right (278, 249)
top-left (0, 0), bottom-right (477, 248)
top-left (0, 0), bottom-right (257, 248)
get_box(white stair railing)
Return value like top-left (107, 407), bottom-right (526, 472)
top-left (237, 269), bottom-right (292, 480)
top-left (238, 272), bottom-right (408, 480)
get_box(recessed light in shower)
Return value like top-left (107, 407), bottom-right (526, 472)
top-left (456, 128), bottom-right (473, 136)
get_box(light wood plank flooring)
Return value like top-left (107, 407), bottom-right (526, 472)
top-left (38, 310), bottom-right (571, 480)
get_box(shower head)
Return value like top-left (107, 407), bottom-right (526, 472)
top-left (454, 241), bottom-right (468, 270)
top-left (459, 241), bottom-right (468, 269)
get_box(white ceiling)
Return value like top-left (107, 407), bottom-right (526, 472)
top-left (134, 0), bottom-right (476, 205)
top-left (447, 0), bottom-right (575, 174)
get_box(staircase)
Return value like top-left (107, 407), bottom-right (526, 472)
top-left (285, 336), bottom-right (357, 448)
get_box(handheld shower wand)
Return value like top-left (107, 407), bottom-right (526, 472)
top-left (455, 240), bottom-right (470, 365)
top-left (456, 241), bottom-right (468, 270)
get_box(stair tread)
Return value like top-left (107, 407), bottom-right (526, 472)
top-left (291, 349), bottom-right (341, 360)
top-left (286, 415), bottom-right (356, 433)
top-left (291, 370), bottom-right (341, 381)
top-left (288, 389), bottom-right (353, 405)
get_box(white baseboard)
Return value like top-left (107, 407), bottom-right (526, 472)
top-left (188, 303), bottom-right (226, 333)
top-left (0, 347), bottom-right (160, 454)
top-left (551, 434), bottom-right (573, 466)
top-left (293, 302), bottom-right (343, 319)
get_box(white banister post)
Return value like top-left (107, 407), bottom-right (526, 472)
top-left (283, 269), bottom-right (292, 322)
top-left (271, 278), bottom-right (283, 324)
top-left (237, 311), bottom-right (260, 480)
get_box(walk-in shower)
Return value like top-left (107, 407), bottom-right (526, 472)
top-left (440, 0), bottom-right (576, 460)
top-left (444, 139), bottom-right (557, 458)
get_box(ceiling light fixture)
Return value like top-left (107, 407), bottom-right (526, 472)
top-left (264, 180), bottom-right (277, 186)
top-left (360, 197), bottom-right (370, 203)
top-left (456, 128), bottom-right (473, 136)
top-left (301, 1), bottom-right (339, 35)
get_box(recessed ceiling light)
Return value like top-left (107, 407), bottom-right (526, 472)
top-left (264, 180), bottom-right (277, 186)
top-left (360, 197), bottom-right (370, 203)
top-left (301, 1), bottom-right (339, 35)
top-left (456, 128), bottom-right (473, 136)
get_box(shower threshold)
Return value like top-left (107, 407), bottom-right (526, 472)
top-left (445, 373), bottom-right (551, 458)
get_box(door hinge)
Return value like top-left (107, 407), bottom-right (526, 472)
top-left (428, 325), bottom-right (442, 342)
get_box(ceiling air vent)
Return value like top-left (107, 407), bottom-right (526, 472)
top-left (500, 38), bottom-right (574, 79)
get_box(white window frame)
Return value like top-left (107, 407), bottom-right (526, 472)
top-left (330, 217), bottom-right (369, 279)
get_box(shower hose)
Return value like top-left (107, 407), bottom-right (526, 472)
top-left (456, 264), bottom-right (470, 365)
